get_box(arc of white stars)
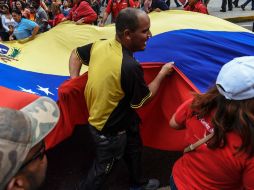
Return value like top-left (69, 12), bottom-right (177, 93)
top-left (18, 86), bottom-right (39, 94)
top-left (37, 85), bottom-right (54, 96)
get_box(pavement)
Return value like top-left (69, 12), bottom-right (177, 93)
top-left (208, 0), bottom-right (254, 22)
top-left (170, 0), bottom-right (254, 22)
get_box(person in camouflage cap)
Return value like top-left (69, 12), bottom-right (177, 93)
top-left (0, 97), bottom-right (60, 190)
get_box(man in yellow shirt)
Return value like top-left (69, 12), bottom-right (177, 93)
top-left (69, 8), bottom-right (174, 190)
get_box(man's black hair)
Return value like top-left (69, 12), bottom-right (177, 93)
top-left (115, 8), bottom-right (144, 38)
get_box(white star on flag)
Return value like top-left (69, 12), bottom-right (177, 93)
top-left (37, 85), bottom-right (54, 96)
top-left (18, 86), bottom-right (39, 94)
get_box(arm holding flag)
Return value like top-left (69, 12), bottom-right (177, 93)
top-left (148, 62), bottom-right (174, 99)
top-left (30, 25), bottom-right (40, 40)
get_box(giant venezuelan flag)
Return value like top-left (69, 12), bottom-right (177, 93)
top-left (1, 10), bottom-right (254, 150)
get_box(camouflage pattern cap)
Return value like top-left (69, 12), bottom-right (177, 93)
top-left (0, 97), bottom-right (60, 189)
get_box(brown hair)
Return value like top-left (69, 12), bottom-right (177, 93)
top-left (51, 3), bottom-right (61, 15)
top-left (191, 86), bottom-right (254, 157)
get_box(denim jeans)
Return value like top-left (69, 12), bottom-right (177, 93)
top-left (79, 124), bottom-right (143, 190)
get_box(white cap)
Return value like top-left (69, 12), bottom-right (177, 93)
top-left (216, 56), bottom-right (254, 100)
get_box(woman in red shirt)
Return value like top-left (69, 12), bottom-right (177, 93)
top-left (48, 3), bottom-right (65, 27)
top-left (169, 56), bottom-right (254, 190)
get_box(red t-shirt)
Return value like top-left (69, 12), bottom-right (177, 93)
top-left (172, 99), bottom-right (254, 190)
top-left (53, 13), bottom-right (65, 26)
top-left (49, 13), bottom-right (65, 27)
top-left (184, 1), bottom-right (208, 14)
top-left (67, 1), bottom-right (97, 24)
top-left (105, 0), bottom-right (135, 21)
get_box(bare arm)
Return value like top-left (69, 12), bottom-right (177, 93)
top-left (148, 62), bottom-right (174, 99)
top-left (41, 1), bottom-right (49, 12)
top-left (169, 113), bottom-right (184, 129)
top-left (30, 25), bottom-right (39, 39)
top-left (69, 49), bottom-right (83, 79)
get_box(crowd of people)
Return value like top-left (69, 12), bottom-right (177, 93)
top-left (0, 0), bottom-right (98, 41)
top-left (1, 0), bottom-right (254, 41)
top-left (0, 0), bottom-right (210, 41)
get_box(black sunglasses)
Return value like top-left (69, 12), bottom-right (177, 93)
top-left (19, 142), bottom-right (46, 171)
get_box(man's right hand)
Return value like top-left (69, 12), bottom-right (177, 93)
top-left (159, 62), bottom-right (174, 76)
top-left (147, 62), bottom-right (175, 100)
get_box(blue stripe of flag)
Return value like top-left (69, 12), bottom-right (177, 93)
top-left (0, 63), bottom-right (68, 100)
top-left (135, 29), bottom-right (254, 93)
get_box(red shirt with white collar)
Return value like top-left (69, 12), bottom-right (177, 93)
top-left (172, 98), bottom-right (254, 190)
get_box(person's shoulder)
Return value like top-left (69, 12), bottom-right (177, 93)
top-left (20, 18), bottom-right (28, 23)
top-left (22, 18), bottom-right (34, 23)
top-left (37, 6), bottom-right (44, 11)
top-left (25, 18), bottom-right (38, 26)
top-left (37, 7), bottom-right (47, 14)
top-left (85, 39), bottom-right (108, 51)
top-left (122, 53), bottom-right (140, 71)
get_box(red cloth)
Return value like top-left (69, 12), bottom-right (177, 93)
top-left (0, 63), bottom-right (198, 151)
top-left (45, 75), bottom-right (89, 148)
top-left (105, 0), bottom-right (135, 21)
top-left (0, 86), bottom-right (39, 109)
top-left (47, 63), bottom-right (198, 150)
top-left (172, 99), bottom-right (254, 190)
top-left (184, 1), bottom-right (208, 14)
top-left (67, 1), bottom-right (97, 24)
